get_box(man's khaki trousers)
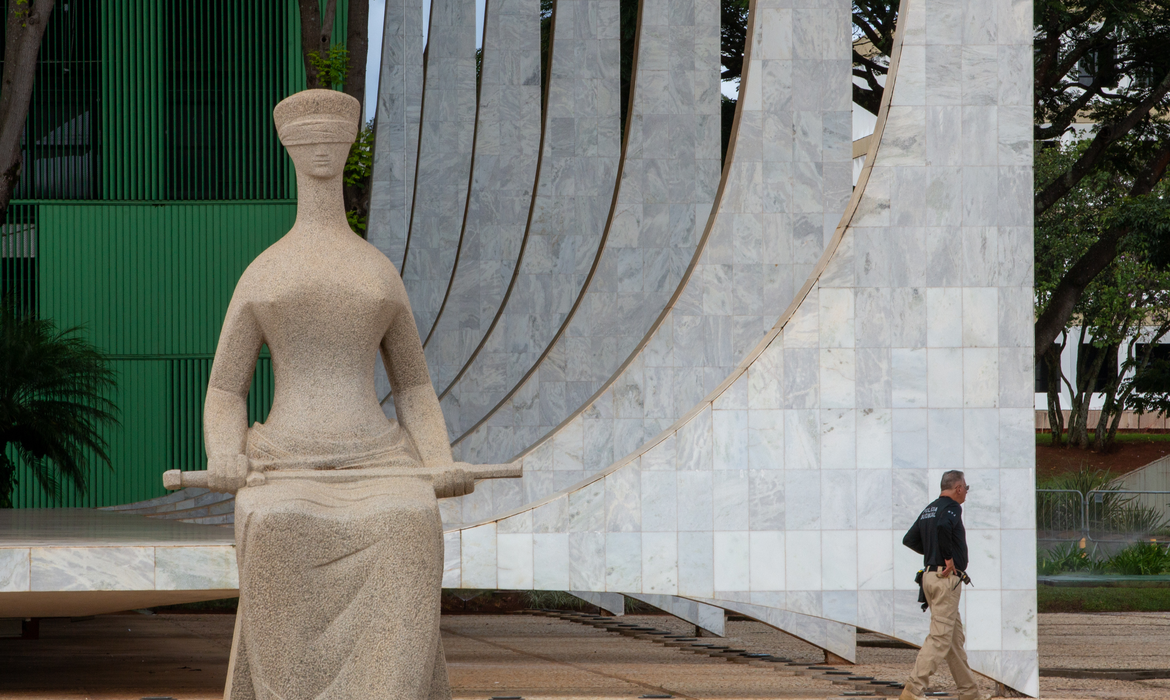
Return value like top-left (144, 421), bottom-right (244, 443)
top-left (904, 571), bottom-right (980, 699)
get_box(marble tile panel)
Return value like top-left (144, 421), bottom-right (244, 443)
top-left (713, 531), bottom-right (750, 591)
top-left (823, 591), bottom-right (858, 626)
top-left (963, 408), bottom-right (1000, 471)
top-left (892, 469), bottom-right (930, 530)
top-left (821, 531), bottom-right (858, 592)
top-left (156, 547), bottom-right (237, 590)
top-left (965, 589), bottom-right (1002, 650)
top-left (677, 406), bottom-right (714, 470)
top-left (749, 470), bottom-right (786, 529)
top-left (858, 589), bottom-right (894, 632)
top-left (856, 470), bottom-right (893, 530)
top-left (498, 533), bottom-right (535, 589)
top-left (783, 348), bottom-right (821, 409)
top-left (968, 529), bottom-right (1002, 588)
top-left (1001, 589), bottom-right (1037, 651)
top-left (31, 547), bottom-right (154, 592)
top-left (784, 470), bottom-right (821, 531)
top-left (713, 409), bottom-right (750, 470)
top-left (998, 347), bottom-right (1034, 409)
top-left (820, 349), bottom-right (856, 409)
top-left (856, 530), bottom-right (894, 590)
top-left (856, 408), bottom-right (893, 470)
top-left (927, 348), bottom-right (964, 408)
top-left (642, 532), bottom-right (678, 594)
top-left (963, 347), bottom-right (999, 408)
top-left (713, 470), bottom-right (750, 531)
top-left (676, 471), bottom-right (714, 531)
top-left (927, 408), bottom-right (963, 471)
top-left (569, 479), bottom-right (606, 531)
top-left (749, 531), bottom-right (784, 591)
top-left (785, 531), bottom-right (821, 591)
top-left (606, 532), bottom-right (642, 591)
top-left (999, 407), bottom-right (1035, 470)
top-left (748, 409), bottom-right (784, 470)
top-left (999, 469), bottom-right (1035, 529)
top-left (640, 471), bottom-right (678, 532)
top-left (820, 470), bottom-right (857, 530)
top-left (443, 531), bottom-right (462, 587)
top-left (0, 548), bottom-right (30, 592)
top-left (818, 287), bottom-right (855, 348)
top-left (892, 408), bottom-right (928, 470)
top-left (533, 495), bottom-right (569, 533)
top-left (608, 468), bottom-right (645, 536)
top-left (533, 533), bottom-right (571, 590)
top-left (999, 529), bottom-right (1036, 591)
top-left (678, 531), bottom-right (714, 597)
top-left (821, 408), bottom-right (856, 470)
top-left (785, 409), bottom-right (821, 471)
top-left (569, 532), bottom-right (606, 590)
top-left (926, 288), bottom-right (962, 347)
top-left (891, 348), bottom-right (928, 408)
top-left (461, 524), bottom-right (498, 588)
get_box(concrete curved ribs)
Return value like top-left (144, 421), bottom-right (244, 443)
top-left (435, 0), bottom-right (622, 437)
top-left (445, 0), bottom-right (1038, 693)
top-left (368, 0), bottom-right (424, 271)
top-left (423, 0), bottom-right (543, 391)
top-left (400, 0), bottom-right (479, 336)
top-left (448, 0), bottom-right (724, 466)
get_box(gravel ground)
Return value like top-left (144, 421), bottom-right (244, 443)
top-left (1, 611), bottom-right (1169, 699)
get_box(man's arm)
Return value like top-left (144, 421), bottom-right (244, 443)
top-left (204, 296), bottom-right (263, 492)
top-left (902, 517), bottom-right (925, 554)
top-left (936, 508), bottom-right (958, 576)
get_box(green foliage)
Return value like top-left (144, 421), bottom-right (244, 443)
top-left (308, 45), bottom-right (350, 91)
top-left (1108, 541), bottom-right (1170, 575)
top-left (0, 303), bottom-right (118, 507)
top-left (1038, 586), bottom-right (1170, 613)
top-left (1037, 542), bottom-right (1105, 576)
top-left (521, 590), bottom-right (594, 611)
top-left (1038, 468), bottom-right (1170, 539)
top-left (343, 119), bottom-right (374, 235)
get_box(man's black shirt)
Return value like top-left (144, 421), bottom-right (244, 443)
top-left (902, 496), bottom-right (968, 571)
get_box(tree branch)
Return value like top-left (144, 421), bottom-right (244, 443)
top-left (1034, 67), bottom-right (1170, 217)
top-left (1035, 141), bottom-right (1170, 357)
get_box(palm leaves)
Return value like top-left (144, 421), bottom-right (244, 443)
top-left (0, 303), bottom-right (118, 507)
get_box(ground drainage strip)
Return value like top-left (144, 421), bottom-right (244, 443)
top-left (526, 610), bottom-right (927, 698)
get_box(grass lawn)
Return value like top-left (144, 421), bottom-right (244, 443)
top-left (1038, 586), bottom-right (1170, 613)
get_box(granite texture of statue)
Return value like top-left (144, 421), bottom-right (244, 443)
top-left (196, 89), bottom-right (483, 700)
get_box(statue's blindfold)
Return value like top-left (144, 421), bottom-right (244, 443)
top-left (278, 118), bottom-right (358, 145)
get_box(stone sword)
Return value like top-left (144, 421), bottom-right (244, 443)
top-left (163, 459), bottom-right (521, 497)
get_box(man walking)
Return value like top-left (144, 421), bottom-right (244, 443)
top-left (899, 470), bottom-right (990, 700)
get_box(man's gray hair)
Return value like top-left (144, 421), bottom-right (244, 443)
top-left (940, 470), bottom-right (966, 492)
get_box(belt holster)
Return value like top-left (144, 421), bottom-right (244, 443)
top-left (915, 569), bottom-right (927, 611)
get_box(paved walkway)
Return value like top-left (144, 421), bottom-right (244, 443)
top-left (2, 612), bottom-right (1170, 699)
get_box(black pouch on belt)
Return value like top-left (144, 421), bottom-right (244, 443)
top-left (915, 569), bottom-right (927, 611)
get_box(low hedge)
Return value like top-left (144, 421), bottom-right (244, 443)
top-left (1038, 586), bottom-right (1170, 613)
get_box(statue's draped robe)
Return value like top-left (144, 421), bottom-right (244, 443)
top-left (225, 424), bottom-right (451, 700)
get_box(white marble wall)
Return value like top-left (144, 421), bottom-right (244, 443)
top-left (441, 0), bottom-right (1038, 694)
top-left (401, 0), bottom-right (480, 336)
top-left (423, 0), bottom-right (544, 391)
top-left (0, 545), bottom-right (237, 595)
top-left (446, 0), bottom-right (723, 468)
top-left (435, 0), bottom-right (623, 436)
top-left (368, 0), bottom-right (424, 270)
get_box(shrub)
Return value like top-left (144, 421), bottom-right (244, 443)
top-left (1107, 541), bottom-right (1170, 575)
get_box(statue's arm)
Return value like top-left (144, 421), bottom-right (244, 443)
top-left (381, 302), bottom-right (454, 468)
top-left (204, 295), bottom-right (263, 492)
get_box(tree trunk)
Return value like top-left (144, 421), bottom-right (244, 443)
top-left (1044, 344), bottom-right (1065, 447)
top-left (297, 0), bottom-right (338, 89)
top-left (0, 0), bottom-right (57, 219)
top-left (344, 0), bottom-right (369, 113)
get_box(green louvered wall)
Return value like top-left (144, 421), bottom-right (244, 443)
top-left (0, 1), bottom-right (349, 507)
top-left (11, 203), bottom-right (294, 508)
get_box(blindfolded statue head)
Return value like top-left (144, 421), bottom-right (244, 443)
top-left (274, 89), bottom-right (361, 180)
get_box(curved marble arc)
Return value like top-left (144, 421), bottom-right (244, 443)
top-left (444, 0), bottom-right (723, 461)
top-left (433, 0), bottom-right (623, 435)
top-left (399, 0), bottom-right (479, 336)
top-left (421, 0), bottom-right (543, 391)
top-left (443, 0), bottom-right (1038, 693)
top-left (444, 0), bottom-right (853, 521)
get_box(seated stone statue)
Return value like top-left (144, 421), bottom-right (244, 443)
top-left (203, 89), bottom-right (460, 700)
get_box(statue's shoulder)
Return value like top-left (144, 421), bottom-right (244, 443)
top-left (351, 237), bottom-right (405, 285)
